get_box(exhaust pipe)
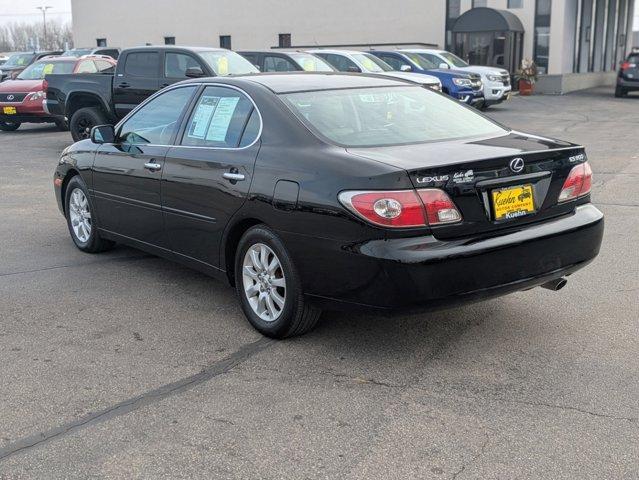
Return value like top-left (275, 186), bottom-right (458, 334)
top-left (540, 277), bottom-right (568, 291)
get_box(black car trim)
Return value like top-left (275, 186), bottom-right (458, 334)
top-left (92, 190), bottom-right (162, 211)
top-left (163, 205), bottom-right (217, 223)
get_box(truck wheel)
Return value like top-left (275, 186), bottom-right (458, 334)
top-left (0, 121), bottom-right (20, 132)
top-left (70, 107), bottom-right (106, 142)
top-left (54, 118), bottom-right (69, 131)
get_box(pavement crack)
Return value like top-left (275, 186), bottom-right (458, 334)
top-left (0, 254), bottom-right (154, 278)
top-left (508, 399), bottom-right (637, 423)
top-left (0, 337), bottom-right (273, 462)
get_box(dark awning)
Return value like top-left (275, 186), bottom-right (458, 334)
top-left (452, 7), bottom-right (525, 33)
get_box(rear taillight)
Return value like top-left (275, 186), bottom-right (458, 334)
top-left (338, 189), bottom-right (462, 228)
top-left (417, 189), bottom-right (463, 225)
top-left (621, 62), bottom-right (631, 71)
top-left (559, 161), bottom-right (592, 203)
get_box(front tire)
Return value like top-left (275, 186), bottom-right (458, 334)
top-left (70, 107), bottom-right (107, 142)
top-left (64, 176), bottom-right (114, 253)
top-left (0, 121), bottom-right (20, 132)
top-left (235, 225), bottom-right (321, 338)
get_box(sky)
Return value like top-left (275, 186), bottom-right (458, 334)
top-left (0, 0), bottom-right (71, 25)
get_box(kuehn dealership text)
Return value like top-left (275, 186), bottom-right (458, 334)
top-left (71, 0), bottom-right (636, 92)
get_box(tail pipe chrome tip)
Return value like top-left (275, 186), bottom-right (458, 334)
top-left (540, 277), bottom-right (568, 291)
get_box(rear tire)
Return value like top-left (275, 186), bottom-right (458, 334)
top-left (235, 225), bottom-right (322, 339)
top-left (64, 176), bottom-right (115, 253)
top-left (70, 107), bottom-right (106, 142)
top-left (0, 121), bottom-right (20, 132)
top-left (614, 86), bottom-right (626, 98)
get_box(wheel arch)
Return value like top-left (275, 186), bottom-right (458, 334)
top-left (223, 217), bottom-right (265, 286)
top-left (60, 168), bottom-right (81, 215)
top-left (66, 92), bottom-right (109, 119)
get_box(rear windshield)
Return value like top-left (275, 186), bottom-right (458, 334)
top-left (628, 54), bottom-right (639, 64)
top-left (17, 61), bottom-right (75, 79)
top-left (281, 86), bottom-right (506, 147)
top-left (63, 49), bottom-right (92, 57)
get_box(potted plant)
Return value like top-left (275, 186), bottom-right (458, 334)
top-left (515, 59), bottom-right (538, 96)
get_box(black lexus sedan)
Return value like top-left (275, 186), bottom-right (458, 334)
top-left (53, 73), bottom-right (604, 338)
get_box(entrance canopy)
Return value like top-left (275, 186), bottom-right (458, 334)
top-left (452, 7), bottom-right (524, 33)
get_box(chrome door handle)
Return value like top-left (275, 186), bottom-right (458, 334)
top-left (223, 172), bottom-right (245, 182)
top-left (144, 162), bottom-right (162, 172)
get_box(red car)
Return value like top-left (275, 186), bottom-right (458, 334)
top-left (0, 55), bottom-right (116, 132)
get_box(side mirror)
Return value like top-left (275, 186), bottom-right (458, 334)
top-left (91, 124), bottom-right (115, 144)
top-left (347, 65), bottom-right (362, 73)
top-left (400, 64), bottom-right (413, 72)
top-left (185, 66), bottom-right (205, 78)
top-left (439, 62), bottom-right (450, 69)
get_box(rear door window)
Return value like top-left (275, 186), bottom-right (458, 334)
top-left (375, 54), bottom-right (403, 70)
top-left (323, 53), bottom-right (359, 72)
top-left (124, 51), bottom-right (160, 77)
top-left (181, 86), bottom-right (257, 148)
top-left (76, 60), bottom-right (98, 73)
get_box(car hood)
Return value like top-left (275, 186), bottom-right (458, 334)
top-left (346, 131), bottom-right (577, 170)
top-left (377, 71), bottom-right (440, 85)
top-left (0, 79), bottom-right (44, 92)
top-left (456, 66), bottom-right (510, 76)
top-left (426, 68), bottom-right (473, 79)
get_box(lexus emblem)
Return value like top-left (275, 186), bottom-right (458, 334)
top-left (509, 157), bottom-right (525, 173)
top-left (6, 94), bottom-right (14, 101)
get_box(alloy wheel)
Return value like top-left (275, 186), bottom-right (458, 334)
top-left (69, 188), bottom-right (92, 243)
top-left (242, 243), bottom-right (286, 322)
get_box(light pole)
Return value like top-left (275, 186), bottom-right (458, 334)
top-left (36, 6), bottom-right (53, 48)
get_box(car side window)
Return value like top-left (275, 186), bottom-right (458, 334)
top-left (324, 54), bottom-right (358, 72)
top-left (377, 54), bottom-right (402, 70)
top-left (239, 109), bottom-right (260, 147)
top-left (118, 86), bottom-right (197, 145)
top-left (241, 53), bottom-right (259, 68)
top-left (124, 52), bottom-right (160, 77)
top-left (96, 60), bottom-right (115, 72)
top-left (164, 52), bottom-right (202, 78)
top-left (76, 60), bottom-right (97, 73)
top-left (181, 86), bottom-right (257, 148)
top-left (263, 55), bottom-right (297, 72)
top-left (422, 54), bottom-right (441, 68)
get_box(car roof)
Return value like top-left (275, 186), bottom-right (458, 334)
top-left (34, 56), bottom-right (80, 62)
top-left (125, 45), bottom-right (227, 52)
top-left (185, 72), bottom-right (410, 94)
top-left (307, 49), bottom-right (370, 56)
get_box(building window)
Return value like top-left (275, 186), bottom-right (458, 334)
top-left (472, 0), bottom-right (487, 7)
top-left (278, 33), bottom-right (291, 48)
top-left (533, 0), bottom-right (552, 74)
top-left (508, 0), bottom-right (523, 7)
top-left (445, 0), bottom-right (461, 50)
top-left (96, 38), bottom-right (107, 47)
top-left (219, 35), bottom-right (231, 49)
top-left (164, 36), bottom-right (176, 45)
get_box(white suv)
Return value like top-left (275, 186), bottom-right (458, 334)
top-left (308, 49), bottom-right (442, 91)
top-left (402, 49), bottom-right (512, 108)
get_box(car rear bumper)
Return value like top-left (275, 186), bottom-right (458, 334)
top-left (617, 77), bottom-right (639, 90)
top-left (0, 113), bottom-right (56, 123)
top-left (283, 204), bottom-right (604, 311)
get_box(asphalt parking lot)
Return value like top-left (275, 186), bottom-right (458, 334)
top-left (1, 87), bottom-right (637, 479)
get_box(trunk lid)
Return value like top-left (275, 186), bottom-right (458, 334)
top-left (347, 132), bottom-right (587, 239)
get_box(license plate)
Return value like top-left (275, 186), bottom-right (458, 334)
top-left (3, 106), bottom-right (16, 115)
top-left (492, 184), bottom-right (535, 221)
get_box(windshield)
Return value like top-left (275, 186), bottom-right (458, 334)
top-left (3, 53), bottom-right (35, 68)
top-left (281, 86), bottom-right (506, 147)
top-left (17, 60), bottom-right (75, 79)
top-left (440, 52), bottom-right (469, 68)
top-left (63, 49), bottom-right (92, 57)
top-left (199, 50), bottom-right (259, 75)
top-left (288, 53), bottom-right (334, 72)
top-left (403, 53), bottom-right (439, 70)
top-left (352, 53), bottom-right (393, 72)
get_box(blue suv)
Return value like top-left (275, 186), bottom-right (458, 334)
top-left (370, 50), bottom-right (485, 107)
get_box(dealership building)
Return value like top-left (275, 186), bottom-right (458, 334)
top-left (71, 0), bottom-right (636, 93)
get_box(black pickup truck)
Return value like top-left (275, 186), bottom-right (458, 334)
top-left (45, 46), bottom-right (259, 141)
